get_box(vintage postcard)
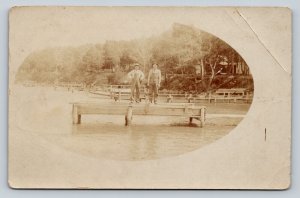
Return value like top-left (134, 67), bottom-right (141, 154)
top-left (8, 7), bottom-right (291, 189)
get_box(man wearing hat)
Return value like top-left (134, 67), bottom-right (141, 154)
top-left (127, 64), bottom-right (145, 103)
top-left (147, 64), bottom-right (161, 104)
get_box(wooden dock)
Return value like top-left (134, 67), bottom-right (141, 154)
top-left (72, 102), bottom-right (206, 127)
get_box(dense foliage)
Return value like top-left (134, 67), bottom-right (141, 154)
top-left (16, 23), bottom-right (253, 92)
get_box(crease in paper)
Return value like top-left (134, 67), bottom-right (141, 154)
top-left (234, 8), bottom-right (290, 75)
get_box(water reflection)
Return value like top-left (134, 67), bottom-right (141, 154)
top-left (69, 122), bottom-right (235, 161)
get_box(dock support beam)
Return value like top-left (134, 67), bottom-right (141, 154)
top-left (78, 114), bottom-right (81, 124)
top-left (200, 107), bottom-right (206, 128)
top-left (72, 104), bottom-right (78, 124)
top-left (189, 117), bottom-right (193, 124)
top-left (125, 105), bottom-right (133, 126)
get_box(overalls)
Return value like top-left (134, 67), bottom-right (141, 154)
top-left (131, 71), bottom-right (141, 102)
top-left (149, 69), bottom-right (160, 103)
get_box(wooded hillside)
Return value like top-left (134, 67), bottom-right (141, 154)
top-left (16, 23), bottom-right (253, 92)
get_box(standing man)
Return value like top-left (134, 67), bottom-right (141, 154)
top-left (147, 64), bottom-right (161, 104)
top-left (127, 64), bottom-right (145, 103)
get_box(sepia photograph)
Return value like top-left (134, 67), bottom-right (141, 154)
top-left (8, 6), bottom-right (291, 189)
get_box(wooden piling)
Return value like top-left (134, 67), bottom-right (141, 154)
top-left (200, 107), bottom-right (206, 128)
top-left (125, 105), bottom-right (133, 126)
top-left (72, 104), bottom-right (78, 124)
top-left (78, 114), bottom-right (81, 124)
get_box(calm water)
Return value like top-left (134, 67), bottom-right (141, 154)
top-left (41, 114), bottom-right (240, 161)
top-left (11, 86), bottom-right (248, 161)
top-left (37, 122), bottom-right (236, 161)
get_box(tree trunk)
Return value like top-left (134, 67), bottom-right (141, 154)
top-left (207, 67), bottom-right (214, 92)
top-left (206, 59), bottom-right (217, 92)
top-left (200, 59), bottom-right (207, 92)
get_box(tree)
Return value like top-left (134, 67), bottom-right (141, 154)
top-left (16, 23), bottom-right (252, 92)
top-left (78, 46), bottom-right (104, 85)
top-left (131, 38), bottom-right (153, 72)
top-left (198, 36), bottom-right (239, 92)
top-left (102, 40), bottom-right (123, 71)
top-left (119, 50), bottom-right (135, 71)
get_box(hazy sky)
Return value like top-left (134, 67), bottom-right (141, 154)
top-left (10, 7), bottom-right (202, 48)
top-left (9, 7), bottom-right (228, 73)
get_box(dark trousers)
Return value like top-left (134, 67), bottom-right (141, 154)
top-left (149, 83), bottom-right (159, 102)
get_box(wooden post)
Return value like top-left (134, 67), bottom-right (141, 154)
top-left (72, 104), bottom-right (78, 124)
top-left (228, 92), bottom-right (230, 103)
top-left (78, 114), bottom-right (81, 124)
top-left (200, 107), bottom-right (206, 128)
top-left (125, 105), bottom-right (133, 126)
top-left (189, 117), bottom-right (193, 124)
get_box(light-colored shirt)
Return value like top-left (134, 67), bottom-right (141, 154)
top-left (148, 68), bottom-right (161, 84)
top-left (127, 69), bottom-right (145, 82)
